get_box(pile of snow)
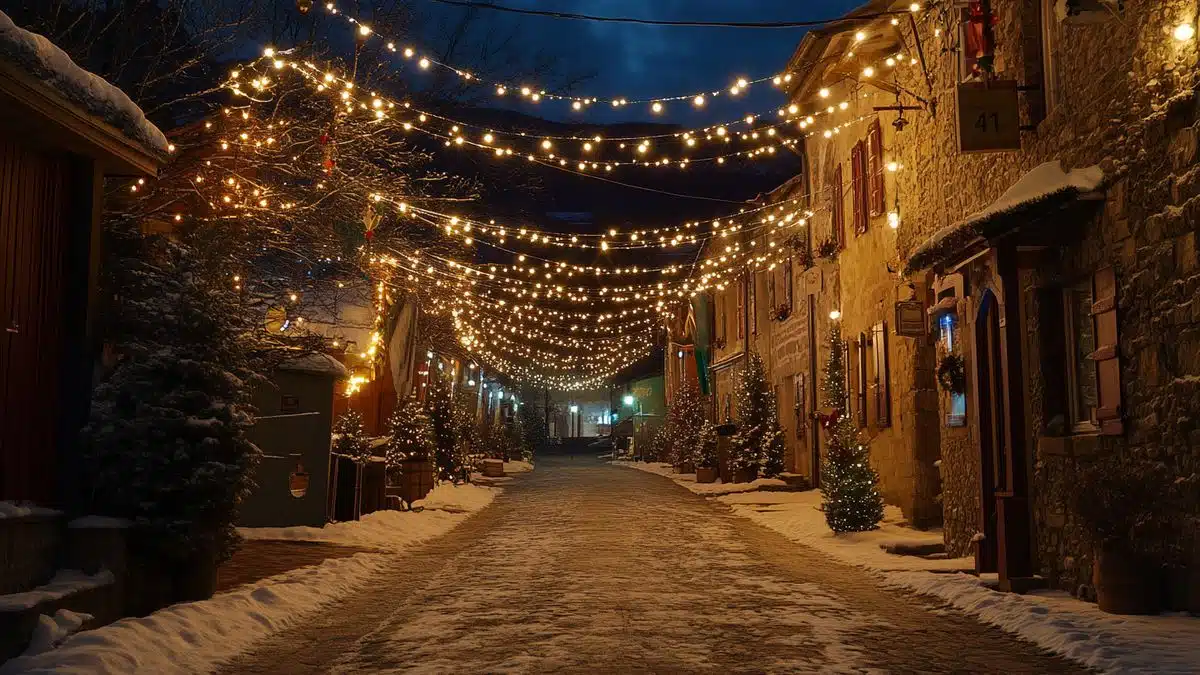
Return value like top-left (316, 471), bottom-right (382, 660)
top-left (0, 10), bottom-right (169, 155)
top-left (0, 501), bottom-right (60, 519)
top-left (238, 483), bottom-right (496, 550)
top-left (277, 352), bottom-right (348, 378)
top-left (613, 461), bottom-right (787, 495)
top-left (21, 609), bottom-right (92, 658)
top-left (0, 570), bottom-right (114, 612)
top-left (4, 483), bottom-right (501, 674)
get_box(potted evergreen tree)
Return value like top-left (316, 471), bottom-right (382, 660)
top-left (694, 421), bottom-right (720, 483)
top-left (666, 382), bottom-right (705, 473)
top-left (1070, 454), bottom-right (1182, 614)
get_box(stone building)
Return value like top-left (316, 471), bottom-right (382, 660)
top-left (764, 0), bottom-right (1200, 596)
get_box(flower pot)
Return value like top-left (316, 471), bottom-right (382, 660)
top-left (1093, 549), bottom-right (1160, 615)
top-left (733, 467), bottom-right (758, 484)
top-left (695, 466), bottom-right (718, 484)
top-left (680, 461), bottom-right (695, 475)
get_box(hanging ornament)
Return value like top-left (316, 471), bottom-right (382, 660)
top-left (363, 203), bottom-right (382, 242)
top-left (296, 0), bottom-right (313, 14)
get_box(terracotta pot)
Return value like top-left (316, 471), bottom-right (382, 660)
top-left (734, 466), bottom-right (759, 484)
top-left (695, 466), bottom-right (719, 484)
top-left (1093, 548), bottom-right (1160, 615)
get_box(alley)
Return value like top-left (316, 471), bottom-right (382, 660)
top-left (219, 458), bottom-right (1086, 674)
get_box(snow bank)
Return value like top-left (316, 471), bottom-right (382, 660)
top-left (277, 352), bottom-right (348, 378)
top-left (1, 554), bottom-right (387, 675)
top-left (887, 572), bottom-right (1200, 674)
top-left (503, 460), bottom-right (535, 474)
top-left (614, 461), bottom-right (787, 495)
top-left (0, 570), bottom-right (114, 612)
top-left (0, 10), bottom-right (169, 156)
top-left (4, 484), bottom-right (501, 674)
top-left (0, 501), bottom-right (60, 519)
top-left (21, 610), bottom-right (92, 658)
top-left (238, 483), bottom-right (496, 550)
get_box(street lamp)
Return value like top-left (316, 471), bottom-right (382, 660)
top-left (623, 394), bottom-right (635, 406)
top-left (569, 404), bottom-right (579, 413)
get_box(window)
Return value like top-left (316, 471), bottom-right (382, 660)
top-left (851, 141), bottom-right (868, 235)
top-left (940, 313), bottom-right (967, 427)
top-left (872, 322), bottom-right (892, 427)
top-left (736, 281), bottom-right (744, 340)
top-left (715, 293), bottom-right (725, 345)
top-left (1064, 280), bottom-right (1099, 430)
top-left (867, 120), bottom-right (885, 217)
top-left (856, 333), bottom-right (869, 428)
top-left (793, 375), bottom-right (806, 439)
top-left (831, 164), bottom-right (845, 248)
top-left (750, 272), bottom-right (758, 335)
top-left (783, 257), bottom-right (794, 308)
top-left (768, 269), bottom-right (777, 315)
top-left (1040, 0), bottom-right (1061, 114)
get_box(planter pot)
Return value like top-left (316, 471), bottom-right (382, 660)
top-left (680, 461), bottom-right (696, 475)
top-left (174, 548), bottom-right (219, 603)
top-left (1093, 549), bottom-right (1160, 615)
top-left (733, 467), bottom-right (759, 484)
top-left (695, 466), bottom-right (719, 484)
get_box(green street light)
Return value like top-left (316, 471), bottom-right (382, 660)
top-left (623, 394), bottom-right (635, 406)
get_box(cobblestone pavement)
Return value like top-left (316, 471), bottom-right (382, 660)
top-left (219, 456), bottom-right (1089, 674)
top-left (216, 541), bottom-right (376, 593)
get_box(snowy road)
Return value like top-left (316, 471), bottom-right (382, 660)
top-left (219, 456), bottom-right (1086, 674)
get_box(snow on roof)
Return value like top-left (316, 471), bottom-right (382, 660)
top-left (906, 161), bottom-right (1104, 274)
top-left (278, 352), bottom-right (349, 378)
top-left (0, 10), bottom-right (170, 157)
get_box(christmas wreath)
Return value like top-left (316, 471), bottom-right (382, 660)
top-left (937, 354), bottom-right (966, 395)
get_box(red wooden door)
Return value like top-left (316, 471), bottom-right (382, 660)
top-left (0, 136), bottom-right (70, 504)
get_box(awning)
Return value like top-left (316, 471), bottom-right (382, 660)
top-left (905, 161), bottom-right (1105, 274)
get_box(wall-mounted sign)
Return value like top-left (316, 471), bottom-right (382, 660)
top-left (956, 80), bottom-right (1021, 153)
top-left (895, 300), bottom-right (926, 337)
top-left (280, 394), bottom-right (300, 413)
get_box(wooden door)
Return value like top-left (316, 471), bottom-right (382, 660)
top-left (0, 137), bottom-right (70, 504)
top-left (972, 290), bottom-right (1001, 573)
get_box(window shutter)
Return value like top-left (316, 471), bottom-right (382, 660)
top-left (831, 164), bottom-right (845, 248)
top-left (1090, 267), bottom-right (1123, 435)
top-left (851, 142), bottom-right (867, 235)
top-left (856, 333), bottom-right (869, 428)
top-left (868, 121), bottom-right (885, 216)
top-left (873, 322), bottom-right (892, 427)
top-left (737, 279), bottom-right (744, 339)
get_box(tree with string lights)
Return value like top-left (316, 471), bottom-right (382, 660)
top-left (730, 351), bottom-right (773, 480)
top-left (384, 397), bottom-right (434, 483)
top-left (664, 381), bottom-right (706, 468)
top-left (334, 409), bottom-right (373, 464)
top-left (425, 375), bottom-right (462, 481)
top-left (819, 324), bottom-right (884, 533)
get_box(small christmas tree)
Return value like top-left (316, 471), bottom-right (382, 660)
top-left (384, 398), bottom-right (433, 483)
top-left (334, 410), bottom-right (373, 465)
top-left (665, 382), bottom-right (706, 466)
top-left (820, 324), bottom-right (884, 533)
top-left (424, 375), bottom-right (459, 481)
top-left (487, 417), bottom-right (511, 461)
top-left (761, 413), bottom-right (787, 478)
top-left (517, 390), bottom-right (547, 460)
top-left (694, 420), bottom-right (719, 469)
top-left (731, 351), bottom-right (773, 477)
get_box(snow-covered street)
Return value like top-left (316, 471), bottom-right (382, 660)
top-left (218, 456), bottom-right (1084, 674)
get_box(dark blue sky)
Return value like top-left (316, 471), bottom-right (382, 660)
top-left (448, 0), bottom-right (864, 124)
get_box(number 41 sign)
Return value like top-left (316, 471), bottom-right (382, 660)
top-left (956, 80), bottom-right (1021, 153)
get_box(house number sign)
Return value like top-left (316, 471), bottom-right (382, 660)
top-left (956, 80), bottom-right (1021, 153)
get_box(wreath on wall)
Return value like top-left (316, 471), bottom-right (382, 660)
top-left (816, 238), bottom-right (839, 260)
top-left (937, 354), bottom-right (967, 395)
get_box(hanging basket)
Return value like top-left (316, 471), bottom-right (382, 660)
top-left (937, 354), bottom-right (966, 395)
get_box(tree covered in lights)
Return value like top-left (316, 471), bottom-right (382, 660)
top-left (334, 410), bottom-right (372, 464)
top-left (486, 416), bottom-right (512, 461)
top-left (665, 382), bottom-right (706, 466)
top-left (731, 351), bottom-right (773, 477)
top-left (820, 324), bottom-right (884, 533)
top-left (694, 420), bottom-right (719, 469)
top-left (517, 389), bottom-right (547, 460)
top-left (425, 375), bottom-right (463, 481)
top-left (384, 397), bottom-right (433, 483)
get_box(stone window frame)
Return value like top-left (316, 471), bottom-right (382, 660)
top-left (1040, 0), bottom-right (1062, 115)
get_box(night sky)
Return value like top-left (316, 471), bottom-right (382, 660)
top-left (427, 0), bottom-right (864, 124)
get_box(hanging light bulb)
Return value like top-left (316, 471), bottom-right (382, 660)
top-left (296, 0), bottom-right (313, 14)
top-left (1174, 22), bottom-right (1196, 42)
top-left (693, 94), bottom-right (705, 107)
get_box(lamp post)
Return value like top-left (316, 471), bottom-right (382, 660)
top-left (569, 403), bottom-right (579, 438)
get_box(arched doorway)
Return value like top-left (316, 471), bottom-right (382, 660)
top-left (973, 289), bottom-right (1002, 573)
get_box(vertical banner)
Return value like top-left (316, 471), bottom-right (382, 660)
top-left (691, 294), bottom-right (712, 395)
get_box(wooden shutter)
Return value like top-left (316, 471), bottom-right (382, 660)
top-left (783, 258), bottom-right (793, 308)
top-left (831, 164), bottom-right (845, 248)
top-left (1090, 267), bottom-right (1122, 435)
top-left (736, 281), bottom-right (744, 339)
top-left (873, 322), bottom-right (892, 427)
top-left (867, 120), bottom-right (885, 216)
top-left (856, 333), bottom-right (869, 428)
top-left (851, 142), bottom-right (867, 235)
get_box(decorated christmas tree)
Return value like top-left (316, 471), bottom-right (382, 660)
top-left (694, 420), bottom-right (719, 469)
top-left (452, 391), bottom-right (479, 481)
top-left (820, 324), bottom-right (884, 532)
top-left (665, 382), bottom-right (706, 466)
top-left (731, 351), bottom-right (773, 477)
top-left (517, 390), bottom-right (548, 460)
top-left (487, 416), bottom-right (512, 461)
top-left (761, 413), bottom-right (787, 478)
top-left (384, 398), bottom-right (433, 483)
top-left (424, 375), bottom-right (460, 481)
top-left (334, 410), bottom-right (373, 465)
